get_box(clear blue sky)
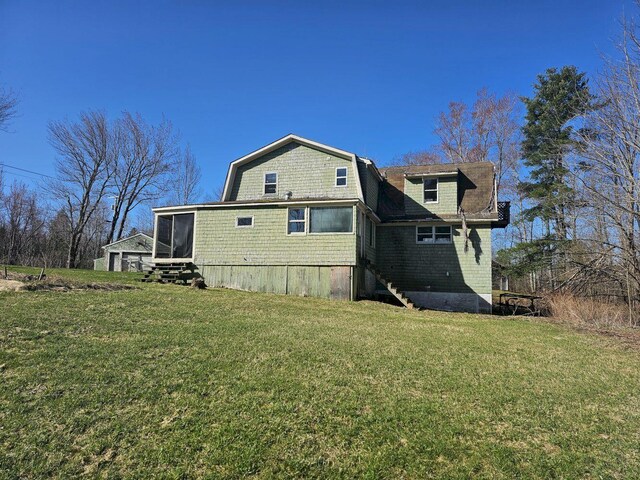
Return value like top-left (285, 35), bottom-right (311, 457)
top-left (0, 0), bottom-right (632, 195)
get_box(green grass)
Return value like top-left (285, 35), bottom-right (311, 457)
top-left (1, 268), bottom-right (639, 478)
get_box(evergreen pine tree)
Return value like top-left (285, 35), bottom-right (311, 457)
top-left (520, 66), bottom-right (593, 241)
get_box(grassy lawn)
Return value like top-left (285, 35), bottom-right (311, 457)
top-left (1, 268), bottom-right (639, 478)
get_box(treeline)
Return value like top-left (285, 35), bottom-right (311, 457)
top-left (398, 16), bottom-right (640, 325)
top-left (0, 106), bottom-right (203, 269)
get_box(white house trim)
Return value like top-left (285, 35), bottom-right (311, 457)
top-left (153, 198), bottom-right (362, 213)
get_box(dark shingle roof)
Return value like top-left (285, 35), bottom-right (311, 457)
top-left (377, 162), bottom-right (496, 221)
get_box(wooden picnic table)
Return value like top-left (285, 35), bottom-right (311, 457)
top-left (498, 292), bottom-right (543, 316)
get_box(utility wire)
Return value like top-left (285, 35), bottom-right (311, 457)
top-left (1, 170), bottom-right (44, 182)
top-left (0, 162), bottom-right (56, 180)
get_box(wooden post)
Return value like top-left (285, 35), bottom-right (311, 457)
top-left (3, 265), bottom-right (6, 279)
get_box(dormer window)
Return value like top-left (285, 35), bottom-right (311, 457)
top-left (423, 178), bottom-right (438, 203)
top-left (335, 167), bottom-right (348, 187)
top-left (264, 172), bottom-right (277, 195)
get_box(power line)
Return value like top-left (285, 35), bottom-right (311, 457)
top-left (2, 170), bottom-right (44, 182)
top-left (0, 162), bottom-right (56, 180)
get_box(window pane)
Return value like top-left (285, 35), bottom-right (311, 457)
top-left (264, 184), bottom-right (276, 194)
top-left (424, 190), bottom-right (437, 202)
top-left (172, 213), bottom-right (194, 258)
top-left (155, 215), bottom-right (172, 258)
top-left (435, 226), bottom-right (451, 243)
top-left (309, 207), bottom-right (353, 233)
top-left (417, 226), bottom-right (433, 243)
top-left (265, 173), bottom-right (277, 183)
top-left (336, 177), bottom-right (347, 186)
top-left (336, 167), bottom-right (347, 177)
top-left (237, 217), bottom-right (253, 227)
top-left (288, 221), bottom-right (305, 234)
top-left (424, 178), bottom-right (437, 190)
top-left (288, 208), bottom-right (305, 221)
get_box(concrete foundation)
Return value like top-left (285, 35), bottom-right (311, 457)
top-left (378, 290), bottom-right (492, 314)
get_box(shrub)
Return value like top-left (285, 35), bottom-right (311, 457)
top-left (546, 293), bottom-right (635, 328)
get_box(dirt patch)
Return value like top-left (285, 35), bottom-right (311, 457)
top-left (22, 281), bottom-right (137, 292)
top-left (0, 279), bottom-right (27, 292)
top-left (1, 272), bottom-right (137, 292)
top-left (573, 324), bottom-right (640, 350)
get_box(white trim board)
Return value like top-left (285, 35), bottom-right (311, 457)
top-left (153, 198), bottom-right (361, 213)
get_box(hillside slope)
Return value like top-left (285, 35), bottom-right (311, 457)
top-left (1, 268), bottom-right (639, 478)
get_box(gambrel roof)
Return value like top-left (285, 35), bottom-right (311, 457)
top-left (157, 135), bottom-right (499, 225)
top-left (221, 134), bottom-right (364, 202)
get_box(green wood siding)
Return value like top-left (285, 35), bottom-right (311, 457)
top-left (93, 257), bottom-right (106, 271)
top-left (229, 143), bottom-right (358, 201)
top-left (194, 206), bottom-right (357, 266)
top-left (375, 224), bottom-right (492, 295)
top-left (200, 265), bottom-right (351, 300)
top-left (404, 176), bottom-right (458, 216)
top-left (357, 161), bottom-right (380, 212)
top-left (105, 235), bottom-right (153, 254)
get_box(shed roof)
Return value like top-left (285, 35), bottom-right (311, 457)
top-left (102, 232), bottom-right (153, 250)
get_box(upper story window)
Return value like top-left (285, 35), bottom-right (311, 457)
top-left (287, 208), bottom-right (306, 234)
top-left (416, 225), bottom-right (452, 244)
top-left (264, 172), bottom-right (277, 195)
top-left (336, 167), bottom-right (348, 187)
top-left (423, 178), bottom-right (438, 203)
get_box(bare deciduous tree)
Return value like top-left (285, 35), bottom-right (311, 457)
top-left (106, 112), bottom-right (178, 244)
top-left (48, 111), bottom-right (116, 268)
top-left (571, 15), bottom-right (640, 324)
top-left (172, 144), bottom-right (202, 205)
top-left (0, 181), bottom-right (46, 265)
top-left (434, 89), bottom-right (521, 191)
top-left (0, 86), bottom-right (18, 132)
top-left (397, 149), bottom-right (443, 165)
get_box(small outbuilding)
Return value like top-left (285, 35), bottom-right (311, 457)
top-left (94, 233), bottom-right (153, 272)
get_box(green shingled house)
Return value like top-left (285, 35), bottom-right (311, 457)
top-left (150, 135), bottom-right (509, 313)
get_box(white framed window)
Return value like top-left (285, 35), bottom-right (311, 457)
top-left (335, 167), bottom-right (348, 187)
top-left (309, 206), bottom-right (353, 233)
top-left (287, 207), bottom-right (306, 234)
top-left (416, 225), bottom-right (452, 244)
top-left (264, 172), bottom-right (277, 195)
top-left (423, 177), bottom-right (438, 203)
top-left (236, 216), bottom-right (254, 228)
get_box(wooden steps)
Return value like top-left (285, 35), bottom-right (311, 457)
top-left (140, 262), bottom-right (196, 284)
top-left (365, 261), bottom-right (415, 309)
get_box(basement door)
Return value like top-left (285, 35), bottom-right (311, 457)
top-left (330, 266), bottom-right (351, 300)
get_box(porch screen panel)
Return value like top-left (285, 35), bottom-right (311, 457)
top-left (309, 207), bottom-right (353, 233)
top-left (172, 213), bottom-right (194, 258)
top-left (155, 215), bottom-right (173, 258)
